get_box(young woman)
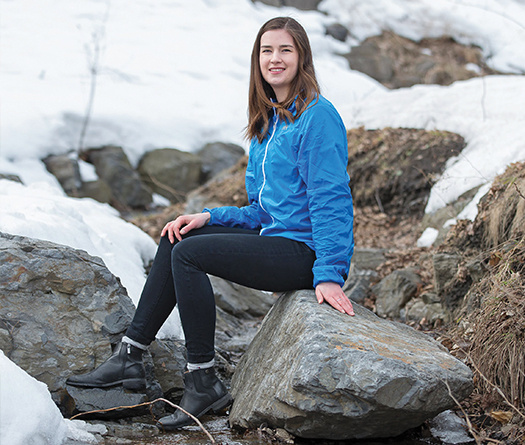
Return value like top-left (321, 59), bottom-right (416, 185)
top-left (67, 16), bottom-right (354, 430)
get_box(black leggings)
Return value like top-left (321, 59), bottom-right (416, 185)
top-left (125, 225), bottom-right (316, 363)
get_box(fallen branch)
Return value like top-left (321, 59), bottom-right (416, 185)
top-left (442, 379), bottom-right (483, 445)
top-left (69, 397), bottom-right (215, 443)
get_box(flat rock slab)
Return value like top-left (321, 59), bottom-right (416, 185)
top-left (229, 290), bottom-right (473, 440)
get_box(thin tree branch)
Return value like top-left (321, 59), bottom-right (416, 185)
top-left (442, 379), bottom-right (483, 445)
top-left (69, 397), bottom-right (216, 443)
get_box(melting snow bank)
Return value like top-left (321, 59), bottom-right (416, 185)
top-left (0, 350), bottom-right (103, 445)
top-left (342, 75), bottom-right (525, 218)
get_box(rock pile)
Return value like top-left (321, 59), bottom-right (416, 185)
top-left (42, 142), bottom-right (245, 210)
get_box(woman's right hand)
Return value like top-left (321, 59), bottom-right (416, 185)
top-left (161, 212), bottom-right (211, 243)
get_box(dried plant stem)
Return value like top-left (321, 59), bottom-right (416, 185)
top-left (466, 349), bottom-right (525, 420)
top-left (144, 170), bottom-right (186, 204)
top-left (442, 379), bottom-right (483, 445)
top-left (69, 397), bottom-right (216, 443)
top-left (513, 182), bottom-right (525, 200)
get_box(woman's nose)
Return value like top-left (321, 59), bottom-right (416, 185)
top-left (270, 51), bottom-right (282, 63)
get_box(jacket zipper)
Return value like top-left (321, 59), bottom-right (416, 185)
top-left (259, 116), bottom-right (278, 234)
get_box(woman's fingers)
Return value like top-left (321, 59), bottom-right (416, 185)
top-left (160, 213), bottom-right (211, 243)
top-left (315, 282), bottom-right (355, 316)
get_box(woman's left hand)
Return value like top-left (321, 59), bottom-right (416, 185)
top-left (315, 282), bottom-right (355, 316)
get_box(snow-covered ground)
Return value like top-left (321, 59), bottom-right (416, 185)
top-left (1, 0), bottom-right (524, 443)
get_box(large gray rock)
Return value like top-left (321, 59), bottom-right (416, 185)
top-left (197, 142), bottom-right (245, 182)
top-left (42, 153), bottom-right (82, 196)
top-left (433, 253), bottom-right (461, 295)
top-left (210, 276), bottom-right (276, 319)
top-left (0, 232), bottom-right (136, 403)
top-left (373, 267), bottom-right (422, 319)
top-left (82, 145), bottom-right (153, 209)
top-left (343, 266), bottom-right (377, 304)
top-left (229, 290), bottom-right (473, 440)
top-left (138, 148), bottom-right (202, 202)
top-left (0, 232), bottom-right (182, 417)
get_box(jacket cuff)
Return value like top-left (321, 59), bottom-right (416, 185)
top-left (313, 267), bottom-right (346, 288)
top-left (202, 208), bottom-right (215, 225)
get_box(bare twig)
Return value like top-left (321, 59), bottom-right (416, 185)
top-left (442, 379), bottom-right (483, 445)
top-left (143, 170), bottom-right (186, 204)
top-left (69, 397), bottom-right (216, 443)
top-left (374, 189), bottom-right (385, 213)
top-left (513, 182), bottom-right (525, 200)
top-left (78, 1), bottom-right (111, 152)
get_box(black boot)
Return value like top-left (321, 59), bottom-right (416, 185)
top-left (66, 342), bottom-right (146, 390)
top-left (158, 367), bottom-right (233, 430)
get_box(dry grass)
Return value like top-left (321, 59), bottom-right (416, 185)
top-left (468, 236), bottom-right (525, 412)
top-left (480, 162), bottom-right (525, 249)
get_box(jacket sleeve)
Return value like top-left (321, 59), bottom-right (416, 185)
top-left (203, 148), bottom-right (262, 231)
top-left (297, 103), bottom-right (354, 287)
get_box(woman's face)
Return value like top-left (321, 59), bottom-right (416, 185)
top-left (259, 29), bottom-right (299, 103)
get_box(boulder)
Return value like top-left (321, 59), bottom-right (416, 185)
top-left (325, 23), bottom-right (349, 42)
top-left (0, 232), bottom-right (184, 417)
top-left (346, 40), bottom-right (394, 84)
top-left (81, 146), bottom-right (153, 209)
top-left (42, 153), bottom-right (82, 196)
top-left (197, 142), bottom-right (245, 182)
top-left (405, 292), bottom-right (451, 326)
top-left (210, 276), bottom-right (276, 320)
top-left (433, 253), bottom-right (461, 295)
top-left (78, 179), bottom-right (113, 204)
top-left (138, 148), bottom-right (202, 202)
top-left (342, 266), bottom-right (377, 304)
top-left (344, 31), bottom-right (500, 89)
top-left (372, 267), bottom-right (421, 319)
top-left (229, 290), bottom-right (473, 440)
top-left (0, 232), bottom-right (137, 410)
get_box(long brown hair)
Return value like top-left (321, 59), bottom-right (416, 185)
top-left (246, 17), bottom-right (320, 143)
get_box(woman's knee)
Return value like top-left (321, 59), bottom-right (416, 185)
top-left (171, 237), bottom-right (202, 267)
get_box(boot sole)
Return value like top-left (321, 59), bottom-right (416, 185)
top-left (159, 393), bottom-right (233, 430)
top-left (66, 377), bottom-right (146, 391)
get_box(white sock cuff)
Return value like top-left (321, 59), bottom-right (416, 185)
top-left (122, 336), bottom-right (148, 351)
top-left (187, 359), bottom-right (215, 371)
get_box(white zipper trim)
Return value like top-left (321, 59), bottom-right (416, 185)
top-left (259, 117), bottom-right (278, 234)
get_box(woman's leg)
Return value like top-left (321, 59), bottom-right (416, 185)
top-left (66, 225), bottom-right (258, 389)
top-left (158, 232), bottom-right (315, 430)
top-left (171, 232), bottom-right (315, 364)
top-left (124, 225), bottom-right (261, 346)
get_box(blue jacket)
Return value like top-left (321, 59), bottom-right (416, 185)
top-left (205, 95), bottom-right (354, 287)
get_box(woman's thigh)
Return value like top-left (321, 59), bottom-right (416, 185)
top-left (173, 229), bottom-right (315, 292)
